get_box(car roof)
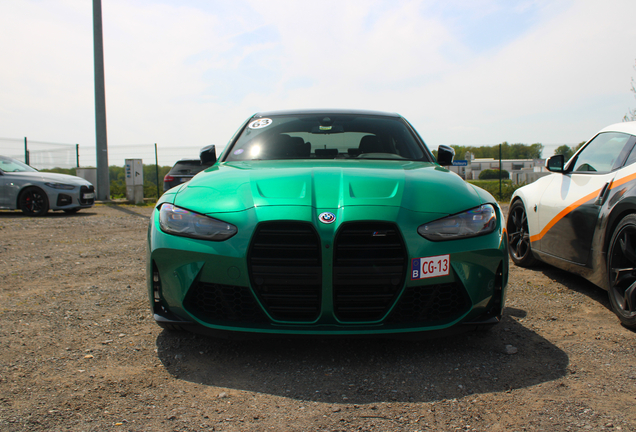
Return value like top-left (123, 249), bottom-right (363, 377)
top-left (251, 109), bottom-right (401, 118)
top-left (600, 121), bottom-right (636, 135)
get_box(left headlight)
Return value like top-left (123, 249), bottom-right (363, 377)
top-left (418, 204), bottom-right (497, 241)
top-left (44, 182), bottom-right (76, 190)
top-left (159, 203), bottom-right (238, 241)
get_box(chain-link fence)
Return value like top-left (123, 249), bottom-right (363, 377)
top-left (1, 137), bottom-right (78, 169)
top-left (1, 137), bottom-right (205, 170)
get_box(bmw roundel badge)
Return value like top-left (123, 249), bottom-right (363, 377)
top-left (318, 212), bottom-right (336, 224)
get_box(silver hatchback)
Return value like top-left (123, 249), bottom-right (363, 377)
top-left (0, 155), bottom-right (95, 216)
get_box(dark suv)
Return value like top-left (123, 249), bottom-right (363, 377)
top-left (163, 159), bottom-right (212, 192)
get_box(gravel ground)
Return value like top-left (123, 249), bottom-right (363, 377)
top-left (0, 203), bottom-right (635, 431)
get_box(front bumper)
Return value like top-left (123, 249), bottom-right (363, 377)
top-left (48, 184), bottom-right (95, 210)
top-left (147, 204), bottom-right (508, 337)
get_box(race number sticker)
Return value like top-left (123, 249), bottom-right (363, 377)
top-left (411, 254), bottom-right (450, 280)
top-left (248, 118), bottom-right (272, 129)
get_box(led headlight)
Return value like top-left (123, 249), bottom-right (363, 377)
top-left (44, 182), bottom-right (76, 190)
top-left (418, 204), bottom-right (497, 241)
top-left (159, 203), bottom-right (237, 241)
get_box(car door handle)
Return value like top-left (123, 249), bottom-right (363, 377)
top-left (594, 181), bottom-right (612, 206)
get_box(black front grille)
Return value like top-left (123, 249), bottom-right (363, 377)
top-left (333, 222), bottom-right (407, 322)
top-left (79, 185), bottom-right (95, 205)
top-left (248, 222), bottom-right (322, 322)
top-left (386, 283), bottom-right (471, 325)
top-left (183, 282), bottom-right (268, 324)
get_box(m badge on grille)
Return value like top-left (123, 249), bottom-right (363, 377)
top-left (318, 212), bottom-right (336, 224)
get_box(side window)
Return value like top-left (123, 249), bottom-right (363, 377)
top-left (620, 136), bottom-right (636, 167)
top-left (570, 133), bottom-right (633, 173)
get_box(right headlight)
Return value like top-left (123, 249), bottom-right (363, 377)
top-left (418, 204), bottom-right (497, 241)
top-left (159, 203), bottom-right (237, 241)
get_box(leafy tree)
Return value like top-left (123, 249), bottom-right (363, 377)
top-left (625, 59), bottom-right (636, 122)
top-left (450, 142), bottom-right (543, 160)
top-left (108, 164), bottom-right (171, 199)
top-left (41, 167), bottom-right (77, 175)
top-left (479, 169), bottom-right (510, 180)
top-left (42, 164), bottom-right (171, 199)
top-left (554, 145), bottom-right (574, 160)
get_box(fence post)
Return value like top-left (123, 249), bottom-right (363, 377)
top-left (24, 137), bottom-right (28, 164)
top-left (155, 143), bottom-right (160, 199)
top-left (499, 144), bottom-right (502, 200)
top-left (76, 144), bottom-right (80, 167)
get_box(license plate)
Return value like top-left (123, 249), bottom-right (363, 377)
top-left (411, 254), bottom-right (450, 280)
top-left (83, 193), bottom-right (95, 199)
top-left (180, 178), bottom-right (189, 183)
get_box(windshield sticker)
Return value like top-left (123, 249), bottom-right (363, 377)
top-left (248, 118), bottom-right (272, 129)
top-left (233, 149), bottom-right (244, 155)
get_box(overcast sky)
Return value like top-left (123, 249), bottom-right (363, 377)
top-left (1, 0), bottom-right (636, 166)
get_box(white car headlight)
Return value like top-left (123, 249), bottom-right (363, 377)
top-left (418, 204), bottom-right (497, 241)
top-left (44, 182), bottom-right (76, 190)
top-left (159, 203), bottom-right (238, 241)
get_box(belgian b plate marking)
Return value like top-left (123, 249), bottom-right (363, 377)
top-left (411, 254), bottom-right (450, 280)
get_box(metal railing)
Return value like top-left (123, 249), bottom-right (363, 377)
top-left (1, 137), bottom-right (205, 170)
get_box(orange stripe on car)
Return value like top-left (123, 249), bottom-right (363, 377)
top-left (609, 171), bottom-right (636, 189)
top-left (529, 171), bottom-right (636, 243)
top-left (529, 189), bottom-right (600, 243)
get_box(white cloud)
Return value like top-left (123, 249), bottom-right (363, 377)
top-left (1, 0), bottom-right (635, 165)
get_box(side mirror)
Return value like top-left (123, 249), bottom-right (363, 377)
top-left (546, 154), bottom-right (565, 173)
top-left (437, 145), bottom-right (455, 166)
top-left (200, 145), bottom-right (217, 165)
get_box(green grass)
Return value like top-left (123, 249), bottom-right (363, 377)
top-left (467, 179), bottom-right (521, 202)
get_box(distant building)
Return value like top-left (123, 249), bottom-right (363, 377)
top-left (448, 157), bottom-right (550, 184)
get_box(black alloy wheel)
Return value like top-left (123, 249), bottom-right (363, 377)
top-left (607, 214), bottom-right (636, 329)
top-left (18, 187), bottom-right (49, 217)
top-left (507, 200), bottom-right (537, 267)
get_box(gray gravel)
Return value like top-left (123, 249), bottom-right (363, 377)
top-left (0, 203), bottom-right (635, 431)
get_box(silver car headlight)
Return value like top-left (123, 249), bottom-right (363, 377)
top-left (44, 182), bottom-right (76, 190)
top-left (418, 204), bottom-right (497, 241)
top-left (159, 203), bottom-right (237, 241)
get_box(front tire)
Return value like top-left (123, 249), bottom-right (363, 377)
top-left (507, 200), bottom-right (537, 267)
top-left (607, 214), bottom-right (636, 329)
top-left (18, 187), bottom-right (49, 216)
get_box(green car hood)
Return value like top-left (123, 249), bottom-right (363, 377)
top-left (171, 160), bottom-right (486, 215)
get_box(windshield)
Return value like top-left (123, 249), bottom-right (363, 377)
top-left (224, 114), bottom-right (431, 162)
top-left (0, 156), bottom-right (38, 173)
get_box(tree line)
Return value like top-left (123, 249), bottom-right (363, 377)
top-left (448, 142), bottom-right (544, 160)
top-left (42, 165), bottom-right (172, 199)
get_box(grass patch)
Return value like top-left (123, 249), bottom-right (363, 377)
top-left (467, 179), bottom-right (521, 202)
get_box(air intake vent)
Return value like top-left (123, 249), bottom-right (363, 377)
top-left (333, 222), bottom-right (407, 322)
top-left (386, 283), bottom-right (471, 325)
top-left (248, 222), bottom-right (322, 322)
top-left (183, 282), bottom-right (268, 324)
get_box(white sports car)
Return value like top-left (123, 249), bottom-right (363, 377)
top-left (507, 121), bottom-right (636, 329)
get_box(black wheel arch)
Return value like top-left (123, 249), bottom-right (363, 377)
top-left (15, 184), bottom-right (39, 209)
top-left (603, 197), bottom-right (636, 257)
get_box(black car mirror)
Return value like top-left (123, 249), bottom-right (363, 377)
top-left (546, 154), bottom-right (565, 173)
top-left (437, 145), bottom-right (455, 166)
top-left (200, 145), bottom-right (217, 164)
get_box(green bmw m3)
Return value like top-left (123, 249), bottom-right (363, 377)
top-left (147, 110), bottom-right (508, 338)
